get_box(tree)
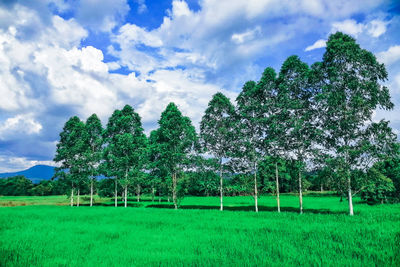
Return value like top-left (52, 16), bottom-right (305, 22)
top-left (54, 116), bottom-right (87, 206)
top-left (257, 67), bottom-right (286, 212)
top-left (377, 143), bottom-right (400, 201)
top-left (85, 114), bottom-right (103, 207)
top-left (361, 167), bottom-right (395, 204)
top-left (153, 103), bottom-right (197, 209)
top-left (319, 32), bottom-right (396, 215)
top-left (103, 105), bottom-right (147, 208)
top-left (200, 92), bottom-right (236, 211)
top-left (275, 55), bottom-right (318, 214)
top-left (0, 176), bottom-right (33, 196)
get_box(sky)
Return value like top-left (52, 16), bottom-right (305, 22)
top-left (0, 0), bottom-right (399, 172)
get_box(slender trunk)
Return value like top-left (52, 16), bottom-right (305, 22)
top-left (298, 170), bottom-right (303, 214)
top-left (124, 169), bottom-right (128, 207)
top-left (115, 179), bottom-right (118, 207)
top-left (275, 162), bottom-right (280, 213)
top-left (159, 197), bottom-right (161, 203)
top-left (168, 197), bottom-right (170, 202)
top-left (320, 184), bottom-right (323, 192)
top-left (90, 178), bottom-right (94, 207)
top-left (172, 173), bottom-right (177, 209)
top-left (348, 176), bottom-right (354, 216)
top-left (124, 185), bottom-right (128, 208)
top-left (151, 186), bottom-right (155, 202)
top-left (254, 162), bottom-right (258, 213)
top-left (219, 158), bottom-right (223, 211)
top-left (136, 184), bottom-right (141, 202)
top-left (70, 187), bottom-right (74, 207)
top-left (77, 188), bottom-right (80, 207)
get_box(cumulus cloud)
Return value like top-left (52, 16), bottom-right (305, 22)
top-left (377, 45), bottom-right (400, 66)
top-left (0, 0), bottom-right (399, 171)
top-left (331, 18), bottom-right (388, 38)
top-left (69, 0), bottom-right (130, 32)
top-left (0, 114), bottom-right (42, 140)
top-left (305, 39), bottom-right (327, 51)
top-left (367, 19), bottom-right (388, 37)
top-left (331, 19), bottom-right (365, 36)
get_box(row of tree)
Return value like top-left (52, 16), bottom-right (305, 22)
top-left (53, 32), bottom-right (399, 215)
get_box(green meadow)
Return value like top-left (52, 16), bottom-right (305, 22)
top-left (1, 194), bottom-right (399, 266)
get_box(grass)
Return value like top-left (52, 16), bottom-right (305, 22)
top-left (1, 194), bottom-right (399, 266)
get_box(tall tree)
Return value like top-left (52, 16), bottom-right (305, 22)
top-left (319, 32), bottom-right (396, 215)
top-left (276, 55), bottom-right (318, 214)
top-left (200, 92), bottom-right (236, 211)
top-left (103, 105), bottom-right (147, 208)
top-left (85, 114), bottom-right (103, 207)
top-left (153, 103), bottom-right (197, 209)
top-left (235, 68), bottom-right (277, 212)
top-left (257, 67), bottom-right (285, 212)
top-left (54, 116), bottom-right (87, 207)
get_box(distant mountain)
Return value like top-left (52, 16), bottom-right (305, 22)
top-left (0, 165), bottom-right (56, 183)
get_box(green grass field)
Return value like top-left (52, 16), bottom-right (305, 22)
top-left (1, 194), bottom-right (399, 266)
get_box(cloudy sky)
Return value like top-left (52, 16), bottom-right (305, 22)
top-left (0, 0), bottom-right (399, 172)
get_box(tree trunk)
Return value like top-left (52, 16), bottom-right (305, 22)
top-left (298, 170), bottom-right (303, 214)
top-left (320, 184), bottom-right (323, 192)
top-left (219, 158), bottom-right (223, 211)
top-left (90, 178), bottom-right (94, 207)
top-left (151, 186), bottom-right (155, 202)
top-left (348, 176), bottom-right (354, 216)
top-left (70, 187), bottom-right (74, 207)
top-left (77, 188), bottom-right (80, 207)
top-left (124, 185), bottom-right (128, 208)
top-left (115, 179), bottom-right (118, 207)
top-left (136, 184), bottom-right (141, 202)
top-left (254, 162), bottom-right (258, 213)
top-left (172, 173), bottom-right (177, 209)
top-left (275, 162), bottom-right (280, 213)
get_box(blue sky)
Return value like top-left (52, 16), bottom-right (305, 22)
top-left (0, 0), bottom-right (399, 172)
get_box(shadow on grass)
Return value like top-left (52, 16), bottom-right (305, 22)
top-left (79, 202), bottom-right (143, 208)
top-left (146, 204), bottom-right (349, 215)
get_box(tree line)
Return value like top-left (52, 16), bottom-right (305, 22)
top-left (53, 32), bottom-right (399, 215)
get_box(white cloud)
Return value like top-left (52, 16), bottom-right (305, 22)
top-left (0, 0), bottom-right (399, 170)
top-left (377, 45), bottom-right (400, 66)
top-left (0, 114), bottom-right (42, 140)
top-left (367, 19), bottom-right (387, 37)
top-left (331, 19), bottom-right (364, 36)
top-left (115, 24), bottom-right (163, 47)
top-left (305, 39), bottom-right (327, 51)
top-left (73, 0), bottom-right (130, 32)
top-left (0, 155), bottom-right (58, 173)
top-left (331, 18), bottom-right (389, 38)
top-left (231, 27), bottom-right (261, 44)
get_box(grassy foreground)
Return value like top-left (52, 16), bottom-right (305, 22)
top-left (1, 195), bottom-right (399, 266)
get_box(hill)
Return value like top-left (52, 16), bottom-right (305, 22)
top-left (0, 165), bottom-right (55, 183)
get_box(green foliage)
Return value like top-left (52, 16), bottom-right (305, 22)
top-left (258, 157), bottom-right (292, 193)
top-left (53, 116), bottom-right (88, 191)
top-left (317, 32), bottom-right (397, 214)
top-left (361, 168), bottom-right (395, 204)
top-left (200, 92), bottom-right (236, 159)
top-left (155, 102), bottom-right (198, 173)
top-left (151, 103), bottom-right (198, 207)
top-left (377, 152), bottom-right (400, 201)
top-left (85, 114), bottom-right (103, 177)
top-left (0, 176), bottom-right (33, 196)
top-left (319, 32), bottom-right (395, 176)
